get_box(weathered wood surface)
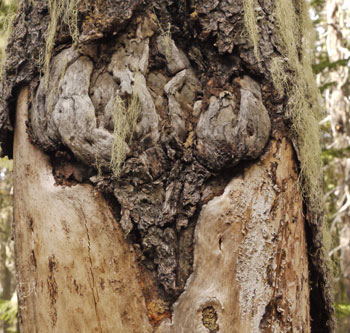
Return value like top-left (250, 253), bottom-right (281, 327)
top-left (14, 87), bottom-right (153, 332)
top-left (157, 139), bottom-right (310, 333)
top-left (25, 11), bottom-right (272, 303)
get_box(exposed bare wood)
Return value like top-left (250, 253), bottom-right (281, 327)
top-left (14, 87), bottom-right (152, 332)
top-left (157, 139), bottom-right (310, 332)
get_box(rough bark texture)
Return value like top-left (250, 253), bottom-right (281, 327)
top-left (1, 0), bottom-right (335, 331)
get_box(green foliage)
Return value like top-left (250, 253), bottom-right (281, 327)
top-left (0, 0), bottom-right (17, 80)
top-left (0, 299), bottom-right (17, 328)
top-left (310, 0), bottom-right (326, 11)
top-left (0, 156), bottom-right (12, 170)
top-left (312, 57), bottom-right (350, 75)
top-left (335, 302), bottom-right (350, 319)
top-left (319, 81), bottom-right (336, 94)
top-left (322, 146), bottom-right (350, 165)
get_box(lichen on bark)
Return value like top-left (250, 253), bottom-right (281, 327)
top-left (2, 0), bottom-right (269, 306)
top-left (242, 1), bottom-right (334, 330)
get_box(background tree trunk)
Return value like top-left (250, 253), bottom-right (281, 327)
top-left (0, 170), bottom-right (14, 333)
top-left (1, 0), bottom-right (335, 332)
top-left (326, 2), bottom-right (350, 331)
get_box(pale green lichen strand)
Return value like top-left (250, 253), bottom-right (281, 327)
top-left (244, 0), bottom-right (323, 212)
top-left (244, 3), bottom-right (333, 314)
top-left (243, 0), bottom-right (260, 61)
top-left (44, 0), bottom-right (81, 87)
top-left (110, 77), bottom-right (142, 178)
top-left (110, 95), bottom-right (129, 178)
top-left (275, 0), bottom-right (323, 211)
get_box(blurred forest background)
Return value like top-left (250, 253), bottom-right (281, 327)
top-left (0, 0), bottom-right (350, 331)
top-left (0, 0), bottom-right (17, 331)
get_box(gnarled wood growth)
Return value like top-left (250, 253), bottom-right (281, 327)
top-left (1, 0), bottom-right (334, 332)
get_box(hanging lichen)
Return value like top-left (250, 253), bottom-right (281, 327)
top-left (110, 75), bottom-right (142, 178)
top-left (243, 0), bottom-right (260, 61)
top-left (243, 2), bottom-right (334, 329)
top-left (162, 22), bottom-right (172, 62)
top-left (153, 8), bottom-right (172, 62)
top-left (274, 0), bottom-right (322, 212)
top-left (43, 0), bottom-right (81, 87)
top-left (42, 0), bottom-right (144, 178)
top-left (110, 94), bottom-right (128, 178)
top-left (0, 2), bottom-right (17, 80)
top-left (243, 0), bottom-right (323, 212)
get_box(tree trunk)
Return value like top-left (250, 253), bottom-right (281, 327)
top-left (2, 0), bottom-right (334, 332)
top-left (14, 86), bottom-right (310, 332)
top-left (326, 2), bottom-right (350, 330)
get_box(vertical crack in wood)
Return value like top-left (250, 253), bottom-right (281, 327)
top-left (268, 216), bottom-right (286, 332)
top-left (79, 204), bottom-right (103, 333)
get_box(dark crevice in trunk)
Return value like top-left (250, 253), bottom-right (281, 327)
top-left (103, 192), bottom-right (122, 223)
top-left (304, 206), bottom-right (334, 333)
top-left (49, 149), bottom-right (94, 186)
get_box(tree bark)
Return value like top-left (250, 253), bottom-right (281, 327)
top-left (2, 0), bottom-right (335, 332)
